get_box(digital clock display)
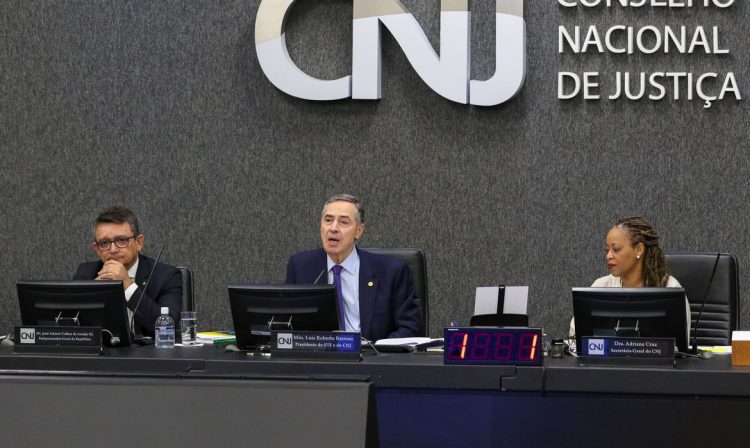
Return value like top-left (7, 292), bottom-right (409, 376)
top-left (443, 327), bottom-right (543, 365)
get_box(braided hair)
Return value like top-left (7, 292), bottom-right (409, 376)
top-left (614, 216), bottom-right (670, 287)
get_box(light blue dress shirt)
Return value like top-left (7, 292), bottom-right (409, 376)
top-left (327, 249), bottom-right (361, 332)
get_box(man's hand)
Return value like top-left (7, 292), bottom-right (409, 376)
top-left (96, 260), bottom-right (134, 289)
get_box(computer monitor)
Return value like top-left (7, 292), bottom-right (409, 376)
top-left (17, 280), bottom-right (132, 347)
top-left (228, 284), bottom-right (340, 350)
top-left (572, 287), bottom-right (689, 354)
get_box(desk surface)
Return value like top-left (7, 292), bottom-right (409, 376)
top-left (3, 347), bottom-right (750, 448)
top-left (545, 354), bottom-right (750, 396)
top-left (0, 344), bottom-right (540, 391)
top-left (2, 345), bottom-right (750, 397)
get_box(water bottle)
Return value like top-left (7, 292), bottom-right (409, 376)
top-left (155, 307), bottom-right (175, 348)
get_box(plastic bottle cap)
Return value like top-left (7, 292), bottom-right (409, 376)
top-left (161, 307), bottom-right (169, 314)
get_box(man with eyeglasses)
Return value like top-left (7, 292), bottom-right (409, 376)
top-left (73, 206), bottom-right (182, 337)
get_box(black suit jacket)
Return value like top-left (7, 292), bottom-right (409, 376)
top-left (285, 248), bottom-right (423, 341)
top-left (73, 254), bottom-right (182, 336)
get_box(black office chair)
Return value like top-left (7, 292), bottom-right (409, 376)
top-left (362, 248), bottom-right (428, 336)
top-left (665, 252), bottom-right (740, 346)
top-left (469, 314), bottom-right (529, 327)
top-left (176, 266), bottom-right (195, 313)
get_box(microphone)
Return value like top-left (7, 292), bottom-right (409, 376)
top-left (130, 243), bottom-right (165, 337)
top-left (690, 252), bottom-right (721, 355)
top-left (313, 267), bottom-right (327, 285)
top-left (679, 350), bottom-right (714, 360)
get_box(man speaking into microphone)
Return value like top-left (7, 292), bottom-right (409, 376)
top-left (73, 206), bottom-right (182, 336)
top-left (285, 194), bottom-right (422, 341)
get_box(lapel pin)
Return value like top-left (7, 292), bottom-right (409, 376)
top-left (368, 281), bottom-right (374, 287)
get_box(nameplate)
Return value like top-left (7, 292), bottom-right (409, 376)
top-left (13, 326), bottom-right (102, 356)
top-left (270, 331), bottom-right (361, 361)
top-left (580, 336), bottom-right (675, 367)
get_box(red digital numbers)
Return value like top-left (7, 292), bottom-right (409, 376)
top-left (446, 332), bottom-right (469, 360)
top-left (494, 333), bottom-right (513, 361)
top-left (517, 333), bottom-right (539, 360)
top-left (470, 333), bottom-right (491, 359)
top-left (445, 329), bottom-right (541, 363)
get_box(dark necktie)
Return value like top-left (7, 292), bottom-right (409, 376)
top-left (332, 264), bottom-right (345, 331)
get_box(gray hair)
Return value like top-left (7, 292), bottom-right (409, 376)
top-left (322, 194), bottom-right (365, 225)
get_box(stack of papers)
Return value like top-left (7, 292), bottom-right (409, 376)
top-left (697, 346), bottom-right (732, 354)
top-left (374, 337), bottom-right (443, 352)
top-left (196, 331), bottom-right (236, 346)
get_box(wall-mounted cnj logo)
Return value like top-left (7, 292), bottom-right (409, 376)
top-left (255, 0), bottom-right (526, 106)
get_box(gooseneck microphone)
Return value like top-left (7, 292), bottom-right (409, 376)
top-left (313, 267), bottom-right (327, 285)
top-left (130, 243), bottom-right (165, 336)
top-left (690, 252), bottom-right (722, 355)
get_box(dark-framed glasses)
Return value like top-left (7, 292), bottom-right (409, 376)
top-left (95, 235), bottom-right (137, 251)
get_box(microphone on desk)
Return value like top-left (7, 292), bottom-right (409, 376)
top-left (313, 267), bottom-right (327, 285)
top-left (130, 243), bottom-right (165, 337)
top-left (690, 252), bottom-right (721, 355)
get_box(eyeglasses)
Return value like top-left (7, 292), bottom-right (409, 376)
top-left (95, 235), bottom-right (137, 251)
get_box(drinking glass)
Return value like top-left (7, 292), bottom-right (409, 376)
top-left (180, 311), bottom-right (198, 346)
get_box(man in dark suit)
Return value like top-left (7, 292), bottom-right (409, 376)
top-left (286, 194), bottom-right (422, 341)
top-left (73, 206), bottom-right (182, 337)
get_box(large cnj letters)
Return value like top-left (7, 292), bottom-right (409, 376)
top-left (255, 0), bottom-right (526, 106)
top-left (255, 0), bottom-right (352, 100)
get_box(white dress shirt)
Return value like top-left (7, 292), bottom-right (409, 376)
top-left (327, 250), bottom-right (361, 332)
top-left (124, 259), bottom-right (139, 325)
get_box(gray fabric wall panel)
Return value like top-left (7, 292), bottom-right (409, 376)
top-left (2, 1), bottom-right (749, 339)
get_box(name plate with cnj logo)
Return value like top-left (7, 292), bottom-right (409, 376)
top-left (13, 326), bottom-right (102, 356)
top-left (581, 336), bottom-right (675, 367)
top-left (270, 331), bottom-right (361, 361)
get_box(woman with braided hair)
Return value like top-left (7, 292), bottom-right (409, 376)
top-left (569, 216), bottom-right (690, 339)
top-left (593, 216), bottom-right (677, 288)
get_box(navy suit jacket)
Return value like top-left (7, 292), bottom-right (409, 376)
top-left (73, 254), bottom-right (182, 336)
top-left (285, 248), bottom-right (423, 341)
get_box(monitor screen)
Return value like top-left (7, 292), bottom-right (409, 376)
top-left (228, 284), bottom-right (340, 350)
top-left (17, 280), bottom-right (132, 347)
top-left (572, 287), bottom-right (688, 354)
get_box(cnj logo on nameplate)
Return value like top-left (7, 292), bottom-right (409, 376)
top-left (13, 326), bottom-right (103, 355)
top-left (276, 332), bottom-right (294, 349)
top-left (19, 327), bottom-right (36, 344)
top-left (581, 336), bottom-right (675, 361)
top-left (255, 0), bottom-right (526, 106)
top-left (586, 338), bottom-right (605, 355)
top-left (271, 330), bottom-right (361, 361)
